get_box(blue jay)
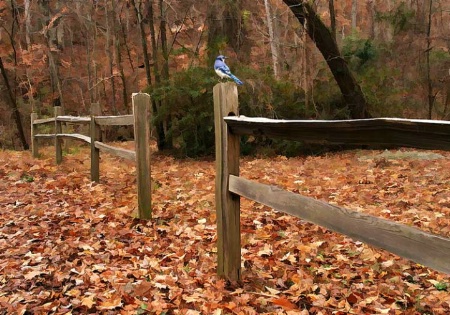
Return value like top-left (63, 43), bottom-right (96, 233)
top-left (214, 55), bottom-right (243, 85)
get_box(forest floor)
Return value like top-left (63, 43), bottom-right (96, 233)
top-left (0, 142), bottom-right (449, 315)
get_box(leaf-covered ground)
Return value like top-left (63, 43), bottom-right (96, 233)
top-left (1, 144), bottom-right (449, 315)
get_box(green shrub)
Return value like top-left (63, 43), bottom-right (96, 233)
top-left (342, 33), bottom-right (377, 70)
top-left (151, 64), bottom-right (313, 157)
top-left (151, 67), bottom-right (216, 157)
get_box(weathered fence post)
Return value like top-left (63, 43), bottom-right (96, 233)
top-left (132, 93), bottom-right (152, 220)
top-left (90, 103), bottom-right (101, 182)
top-left (31, 112), bottom-right (38, 158)
top-left (54, 106), bottom-right (63, 164)
top-left (213, 82), bottom-right (241, 281)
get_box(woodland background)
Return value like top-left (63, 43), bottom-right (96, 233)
top-left (1, 0), bottom-right (450, 156)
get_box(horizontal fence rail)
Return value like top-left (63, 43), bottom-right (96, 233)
top-left (224, 116), bottom-right (450, 150)
top-left (94, 141), bottom-right (136, 161)
top-left (56, 116), bottom-right (91, 124)
top-left (95, 115), bottom-right (134, 126)
top-left (213, 82), bottom-right (450, 281)
top-left (229, 175), bottom-right (450, 275)
top-left (33, 134), bottom-right (56, 139)
top-left (57, 133), bottom-right (91, 143)
top-left (33, 117), bottom-right (56, 125)
top-left (31, 94), bottom-right (152, 219)
top-left (32, 112), bottom-right (139, 161)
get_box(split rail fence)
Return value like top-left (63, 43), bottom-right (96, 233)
top-left (30, 93), bottom-right (152, 219)
top-left (213, 82), bottom-right (450, 281)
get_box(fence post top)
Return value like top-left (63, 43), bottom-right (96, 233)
top-left (132, 92), bottom-right (150, 97)
top-left (214, 82), bottom-right (237, 86)
top-left (213, 82), bottom-right (239, 89)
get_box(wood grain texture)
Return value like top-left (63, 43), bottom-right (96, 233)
top-left (55, 107), bottom-right (63, 164)
top-left (214, 83), bottom-right (241, 281)
top-left (57, 133), bottom-right (91, 143)
top-left (56, 116), bottom-right (91, 123)
top-left (133, 93), bottom-right (152, 220)
top-left (33, 117), bottom-right (55, 125)
top-left (31, 113), bottom-right (38, 157)
top-left (90, 103), bottom-right (102, 182)
top-left (94, 141), bottom-right (136, 161)
top-left (94, 115), bottom-right (134, 126)
top-left (224, 116), bottom-right (450, 150)
top-left (34, 134), bottom-right (55, 138)
top-left (229, 175), bottom-right (450, 274)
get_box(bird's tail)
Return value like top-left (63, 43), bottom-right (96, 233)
top-left (229, 74), bottom-right (243, 85)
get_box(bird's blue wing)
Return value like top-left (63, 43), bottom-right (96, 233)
top-left (215, 62), bottom-right (243, 85)
top-left (216, 65), bottom-right (231, 76)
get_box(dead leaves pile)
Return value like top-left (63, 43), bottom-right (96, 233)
top-left (0, 145), bottom-right (449, 314)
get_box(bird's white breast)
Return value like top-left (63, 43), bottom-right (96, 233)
top-left (215, 68), bottom-right (229, 79)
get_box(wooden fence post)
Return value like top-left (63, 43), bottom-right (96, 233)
top-left (31, 112), bottom-right (38, 158)
top-left (132, 93), bottom-right (152, 220)
top-left (90, 103), bottom-right (101, 182)
top-left (55, 106), bottom-right (63, 164)
top-left (213, 82), bottom-right (241, 281)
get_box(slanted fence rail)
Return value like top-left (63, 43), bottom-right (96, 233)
top-left (31, 93), bottom-right (152, 219)
top-left (213, 82), bottom-right (450, 281)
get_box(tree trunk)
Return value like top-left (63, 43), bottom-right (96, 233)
top-left (40, 1), bottom-right (65, 109)
top-left (159, 0), bottom-right (173, 149)
top-left (148, 0), bottom-right (172, 150)
top-left (351, 0), bottom-right (357, 32)
top-left (118, 10), bottom-right (135, 72)
top-left (0, 57), bottom-right (29, 150)
top-left (206, 0), bottom-right (247, 63)
top-left (24, 0), bottom-right (36, 112)
top-left (86, 24), bottom-right (94, 103)
top-left (130, 0), bottom-right (168, 151)
top-left (367, 1), bottom-right (375, 40)
top-left (111, 0), bottom-right (130, 113)
top-left (131, 0), bottom-right (152, 87)
top-left (24, 0), bottom-right (32, 48)
top-left (328, 0), bottom-right (336, 40)
top-left (105, 1), bottom-right (117, 114)
top-left (302, 24), bottom-right (309, 113)
top-left (147, 0), bottom-right (169, 151)
top-left (264, 0), bottom-right (280, 79)
top-left (147, 1), bottom-right (161, 86)
top-left (426, 0), bottom-right (435, 119)
top-left (282, 0), bottom-right (369, 119)
top-left (159, 0), bottom-right (169, 80)
top-left (2, 1), bottom-right (28, 149)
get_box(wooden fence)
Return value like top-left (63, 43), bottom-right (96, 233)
top-left (31, 93), bottom-right (152, 219)
top-left (213, 82), bottom-right (450, 281)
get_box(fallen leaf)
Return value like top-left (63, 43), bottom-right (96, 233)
top-left (265, 286), bottom-right (281, 295)
top-left (97, 296), bottom-right (122, 310)
top-left (272, 297), bottom-right (297, 310)
top-left (81, 295), bottom-right (96, 308)
top-left (134, 281), bottom-right (153, 296)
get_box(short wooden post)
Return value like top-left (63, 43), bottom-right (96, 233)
top-left (90, 103), bottom-right (101, 182)
top-left (132, 93), bottom-right (152, 220)
top-left (213, 82), bottom-right (241, 281)
top-left (54, 106), bottom-right (63, 164)
top-left (31, 112), bottom-right (38, 158)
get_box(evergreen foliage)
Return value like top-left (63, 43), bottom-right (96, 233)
top-left (342, 34), bottom-right (377, 69)
top-left (341, 33), bottom-right (413, 117)
top-left (375, 2), bottom-right (415, 34)
top-left (151, 67), bottom-right (216, 157)
top-left (151, 65), bottom-right (312, 157)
